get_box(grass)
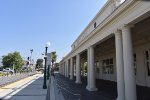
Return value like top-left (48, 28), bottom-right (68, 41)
top-left (0, 73), bottom-right (4, 76)
top-left (0, 73), bottom-right (7, 76)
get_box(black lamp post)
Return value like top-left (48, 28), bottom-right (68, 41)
top-left (30, 49), bottom-right (33, 63)
top-left (43, 42), bottom-right (50, 89)
top-left (30, 49), bottom-right (33, 71)
top-left (47, 65), bottom-right (50, 80)
top-left (30, 49), bottom-right (33, 60)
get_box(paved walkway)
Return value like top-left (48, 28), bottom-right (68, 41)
top-left (55, 73), bottom-right (150, 100)
top-left (55, 74), bottom-right (115, 100)
top-left (0, 74), bottom-right (48, 100)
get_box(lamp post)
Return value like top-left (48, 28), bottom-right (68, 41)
top-left (47, 53), bottom-right (51, 80)
top-left (43, 42), bottom-right (50, 89)
top-left (30, 49), bottom-right (33, 71)
top-left (30, 49), bottom-right (33, 61)
top-left (47, 65), bottom-right (50, 80)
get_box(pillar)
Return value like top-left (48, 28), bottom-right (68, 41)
top-left (122, 25), bottom-right (137, 100)
top-left (86, 46), bottom-right (97, 91)
top-left (64, 63), bottom-right (65, 76)
top-left (75, 54), bottom-right (82, 84)
top-left (70, 58), bottom-right (74, 80)
top-left (65, 62), bottom-right (67, 77)
top-left (115, 30), bottom-right (125, 100)
top-left (64, 61), bottom-right (67, 77)
top-left (66, 60), bottom-right (69, 77)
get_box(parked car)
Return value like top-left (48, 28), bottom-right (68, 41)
top-left (3, 68), bottom-right (14, 74)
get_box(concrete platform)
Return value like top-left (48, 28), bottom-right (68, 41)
top-left (0, 74), bottom-right (48, 100)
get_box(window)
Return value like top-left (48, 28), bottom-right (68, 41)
top-left (94, 22), bottom-right (97, 28)
top-left (133, 53), bottom-right (137, 75)
top-left (145, 51), bottom-right (150, 76)
top-left (109, 58), bottom-right (113, 74)
top-left (114, 0), bottom-right (126, 8)
top-left (120, 0), bottom-right (125, 4)
top-left (146, 51), bottom-right (149, 60)
top-left (102, 58), bottom-right (114, 74)
top-left (95, 61), bottom-right (100, 73)
top-left (102, 60), bottom-right (106, 74)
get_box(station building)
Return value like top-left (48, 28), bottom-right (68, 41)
top-left (59, 0), bottom-right (150, 100)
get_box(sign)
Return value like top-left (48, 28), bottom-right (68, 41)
top-left (47, 53), bottom-right (51, 66)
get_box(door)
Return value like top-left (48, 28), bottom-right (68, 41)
top-left (105, 59), bottom-right (111, 80)
top-left (102, 60), bottom-right (107, 80)
top-left (102, 58), bottom-right (113, 81)
top-left (95, 61), bottom-right (100, 79)
top-left (144, 50), bottom-right (150, 87)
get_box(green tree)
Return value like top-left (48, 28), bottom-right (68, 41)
top-left (2, 52), bottom-right (24, 70)
top-left (51, 52), bottom-right (57, 68)
top-left (36, 59), bottom-right (43, 69)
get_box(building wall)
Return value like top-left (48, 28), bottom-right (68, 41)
top-left (134, 42), bottom-right (150, 86)
top-left (94, 41), bottom-right (150, 87)
top-left (60, 1), bottom-right (150, 90)
top-left (95, 52), bottom-right (117, 82)
top-left (64, 1), bottom-right (150, 61)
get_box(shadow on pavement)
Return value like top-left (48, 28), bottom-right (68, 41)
top-left (55, 73), bottom-right (150, 100)
top-left (55, 74), bottom-right (116, 100)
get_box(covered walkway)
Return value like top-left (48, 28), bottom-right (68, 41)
top-left (55, 73), bottom-right (150, 100)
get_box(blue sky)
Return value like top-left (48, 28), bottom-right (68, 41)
top-left (0, 0), bottom-right (107, 62)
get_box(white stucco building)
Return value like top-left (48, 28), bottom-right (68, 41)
top-left (59, 0), bottom-right (150, 100)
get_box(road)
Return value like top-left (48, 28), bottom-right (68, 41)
top-left (0, 74), bottom-right (48, 100)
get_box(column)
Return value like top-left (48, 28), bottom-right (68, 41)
top-left (64, 62), bottom-right (65, 76)
top-left (68, 60), bottom-right (70, 78)
top-left (70, 58), bottom-right (74, 80)
top-left (122, 25), bottom-right (137, 100)
top-left (61, 65), bottom-right (63, 75)
top-left (61, 65), bottom-right (62, 75)
top-left (75, 54), bottom-right (82, 84)
top-left (63, 63), bottom-right (66, 76)
top-left (62, 65), bottom-right (63, 75)
top-left (115, 30), bottom-right (125, 100)
top-left (61, 64), bottom-right (63, 75)
top-left (86, 46), bottom-right (97, 91)
top-left (86, 48), bottom-right (90, 89)
top-left (59, 64), bottom-right (61, 74)
top-left (65, 62), bottom-right (67, 77)
top-left (66, 60), bottom-right (69, 77)
top-left (62, 64), bottom-right (64, 75)
top-left (60, 65), bottom-right (62, 74)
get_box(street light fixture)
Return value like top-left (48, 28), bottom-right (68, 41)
top-left (43, 42), bottom-right (50, 89)
top-left (47, 53), bottom-right (51, 80)
top-left (30, 49), bottom-right (33, 71)
top-left (30, 49), bottom-right (33, 62)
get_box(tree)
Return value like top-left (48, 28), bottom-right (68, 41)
top-left (2, 52), bottom-right (24, 70)
top-left (50, 52), bottom-right (57, 76)
top-left (51, 52), bottom-right (57, 68)
top-left (36, 59), bottom-right (43, 69)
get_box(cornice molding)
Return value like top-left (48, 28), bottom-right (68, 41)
top-left (61, 0), bottom-right (146, 62)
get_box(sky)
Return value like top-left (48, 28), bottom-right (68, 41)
top-left (0, 0), bottom-right (107, 62)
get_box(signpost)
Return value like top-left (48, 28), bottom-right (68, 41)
top-left (47, 53), bottom-right (51, 79)
top-left (47, 53), bottom-right (51, 66)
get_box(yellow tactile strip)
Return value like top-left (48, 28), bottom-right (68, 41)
top-left (0, 74), bottom-right (39, 99)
